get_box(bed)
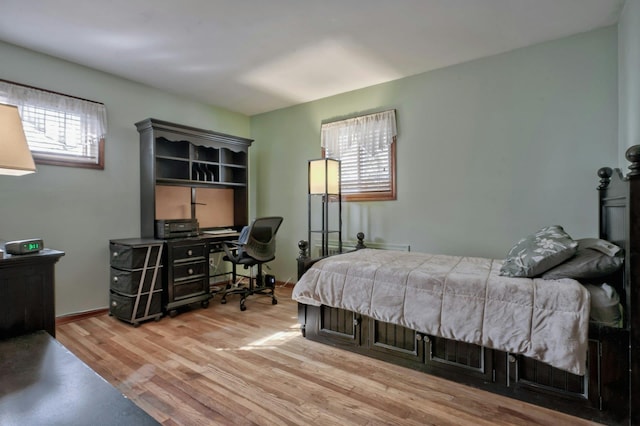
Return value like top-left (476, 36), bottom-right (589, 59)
top-left (293, 148), bottom-right (640, 426)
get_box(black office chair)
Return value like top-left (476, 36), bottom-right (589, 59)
top-left (219, 216), bottom-right (283, 311)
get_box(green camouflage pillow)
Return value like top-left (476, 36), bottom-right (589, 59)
top-left (500, 225), bottom-right (578, 278)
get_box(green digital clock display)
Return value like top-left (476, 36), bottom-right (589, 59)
top-left (25, 241), bottom-right (41, 251)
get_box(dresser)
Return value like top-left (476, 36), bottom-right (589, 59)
top-left (164, 237), bottom-right (211, 317)
top-left (109, 238), bottom-right (164, 326)
top-left (0, 242), bottom-right (64, 339)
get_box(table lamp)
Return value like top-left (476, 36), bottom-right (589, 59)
top-left (0, 103), bottom-right (36, 176)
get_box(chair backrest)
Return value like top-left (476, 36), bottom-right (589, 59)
top-left (239, 216), bottom-right (283, 262)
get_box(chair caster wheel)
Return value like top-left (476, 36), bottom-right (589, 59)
top-left (169, 309), bottom-right (178, 318)
top-left (240, 299), bottom-right (247, 311)
top-left (272, 299), bottom-right (278, 305)
top-left (201, 300), bottom-right (209, 308)
top-left (221, 298), bottom-right (227, 304)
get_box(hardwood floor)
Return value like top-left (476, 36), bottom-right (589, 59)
top-left (56, 286), bottom-right (600, 426)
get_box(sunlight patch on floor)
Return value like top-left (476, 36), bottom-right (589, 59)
top-left (241, 326), bottom-right (301, 349)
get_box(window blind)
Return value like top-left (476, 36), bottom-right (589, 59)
top-left (322, 110), bottom-right (396, 197)
top-left (0, 80), bottom-right (106, 168)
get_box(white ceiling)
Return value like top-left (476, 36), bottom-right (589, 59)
top-left (0, 0), bottom-right (624, 116)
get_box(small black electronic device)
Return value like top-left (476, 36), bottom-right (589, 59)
top-left (155, 219), bottom-right (199, 239)
top-left (5, 238), bottom-right (44, 255)
top-left (265, 274), bottom-right (276, 288)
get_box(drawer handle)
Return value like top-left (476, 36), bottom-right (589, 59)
top-left (112, 252), bottom-right (118, 257)
top-left (113, 277), bottom-right (118, 282)
top-left (188, 268), bottom-right (194, 275)
top-left (187, 249), bottom-right (193, 256)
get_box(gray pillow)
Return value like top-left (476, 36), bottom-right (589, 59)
top-left (499, 225), bottom-right (578, 278)
top-left (541, 241), bottom-right (623, 280)
top-left (584, 283), bottom-right (622, 327)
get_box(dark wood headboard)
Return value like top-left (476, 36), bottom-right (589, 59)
top-left (598, 167), bottom-right (630, 323)
top-left (597, 145), bottom-right (640, 425)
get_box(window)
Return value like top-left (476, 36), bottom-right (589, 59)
top-left (321, 109), bottom-right (397, 201)
top-left (0, 80), bottom-right (106, 169)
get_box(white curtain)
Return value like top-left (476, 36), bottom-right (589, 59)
top-left (321, 109), bottom-right (396, 157)
top-left (0, 81), bottom-right (107, 143)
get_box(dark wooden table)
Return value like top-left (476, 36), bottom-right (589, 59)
top-left (0, 331), bottom-right (159, 425)
top-left (0, 243), bottom-right (64, 338)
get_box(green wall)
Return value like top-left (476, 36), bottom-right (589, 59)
top-left (0, 24), bottom-right (621, 315)
top-left (619, 0), bottom-right (640, 167)
top-left (251, 27), bottom-right (618, 284)
top-left (0, 41), bottom-right (250, 316)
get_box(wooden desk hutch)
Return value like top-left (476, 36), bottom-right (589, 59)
top-left (133, 119), bottom-right (253, 318)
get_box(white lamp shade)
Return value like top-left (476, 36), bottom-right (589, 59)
top-left (309, 158), bottom-right (340, 194)
top-left (0, 103), bottom-right (36, 176)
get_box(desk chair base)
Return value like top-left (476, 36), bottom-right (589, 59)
top-left (219, 263), bottom-right (277, 311)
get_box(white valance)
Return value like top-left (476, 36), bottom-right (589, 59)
top-left (0, 81), bottom-right (107, 143)
top-left (321, 109), bottom-right (397, 157)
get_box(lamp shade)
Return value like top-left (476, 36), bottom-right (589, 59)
top-left (0, 103), bottom-right (36, 176)
top-left (309, 158), bottom-right (340, 194)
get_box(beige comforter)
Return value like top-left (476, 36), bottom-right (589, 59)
top-left (293, 249), bottom-right (590, 375)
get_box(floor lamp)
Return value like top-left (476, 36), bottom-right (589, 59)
top-left (308, 158), bottom-right (341, 257)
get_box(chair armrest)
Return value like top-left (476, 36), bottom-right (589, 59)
top-left (221, 240), bottom-right (241, 261)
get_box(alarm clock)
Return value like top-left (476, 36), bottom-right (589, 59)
top-left (5, 238), bottom-right (44, 255)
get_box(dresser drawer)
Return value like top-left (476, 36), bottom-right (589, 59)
top-left (173, 278), bottom-right (208, 300)
top-left (110, 241), bottom-right (163, 270)
top-left (173, 261), bottom-right (207, 282)
top-left (110, 267), bottom-right (162, 296)
top-left (170, 242), bottom-right (208, 263)
top-left (110, 290), bottom-right (162, 320)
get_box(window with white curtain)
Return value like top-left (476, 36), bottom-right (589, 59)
top-left (0, 80), bottom-right (107, 169)
top-left (321, 109), bottom-right (397, 201)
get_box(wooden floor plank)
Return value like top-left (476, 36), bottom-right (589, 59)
top-left (56, 287), bottom-right (601, 426)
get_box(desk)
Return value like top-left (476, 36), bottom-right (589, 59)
top-left (0, 243), bottom-right (64, 339)
top-left (0, 331), bottom-right (159, 426)
top-left (162, 233), bottom-right (240, 316)
top-left (110, 232), bottom-right (241, 318)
